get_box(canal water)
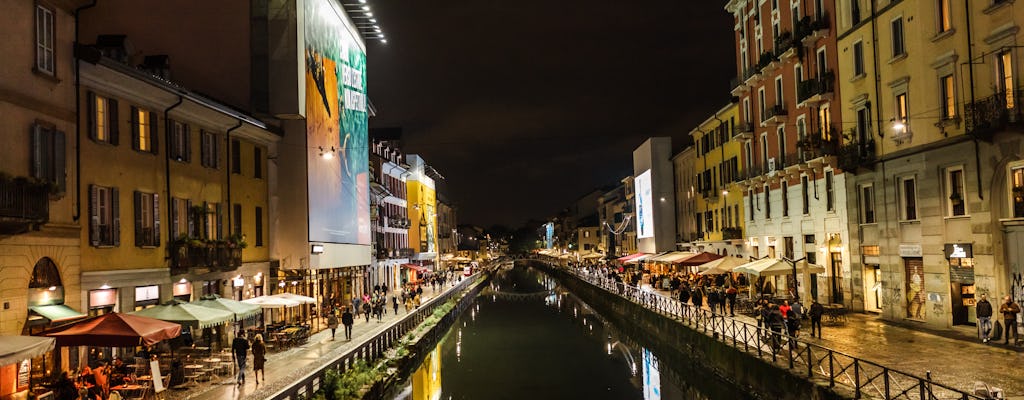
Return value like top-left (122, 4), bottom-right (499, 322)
top-left (389, 264), bottom-right (754, 400)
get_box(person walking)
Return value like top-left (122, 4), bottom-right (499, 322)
top-left (788, 298), bottom-right (803, 338)
top-left (327, 312), bottom-right (339, 341)
top-left (362, 301), bottom-right (371, 323)
top-left (341, 307), bottom-right (354, 340)
top-left (808, 298), bottom-right (824, 338)
top-left (251, 334), bottom-right (266, 385)
top-left (976, 294), bottom-right (994, 343)
top-left (726, 286), bottom-right (738, 317)
top-left (691, 286), bottom-right (704, 311)
top-left (392, 295), bottom-right (399, 315)
top-left (999, 295), bottom-right (1020, 345)
top-left (231, 331), bottom-right (250, 385)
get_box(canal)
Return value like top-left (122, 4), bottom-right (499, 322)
top-left (389, 264), bottom-right (754, 400)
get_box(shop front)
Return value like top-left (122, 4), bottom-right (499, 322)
top-left (946, 243), bottom-right (976, 326)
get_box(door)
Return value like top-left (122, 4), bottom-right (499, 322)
top-left (905, 258), bottom-right (925, 319)
top-left (830, 252), bottom-right (844, 304)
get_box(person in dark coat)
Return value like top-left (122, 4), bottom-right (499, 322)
top-left (341, 307), bottom-right (355, 340)
top-left (691, 286), bottom-right (704, 311)
top-left (766, 303), bottom-right (785, 351)
top-left (808, 298), bottom-right (825, 338)
top-left (976, 294), bottom-right (994, 342)
top-left (231, 332), bottom-right (250, 385)
top-left (251, 334), bottom-right (267, 385)
top-left (707, 287), bottom-right (721, 314)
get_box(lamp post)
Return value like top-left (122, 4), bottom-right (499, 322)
top-left (782, 256), bottom-right (806, 300)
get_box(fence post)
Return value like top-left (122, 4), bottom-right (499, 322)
top-left (828, 351), bottom-right (835, 387)
top-left (883, 367), bottom-right (890, 399)
top-left (807, 345), bottom-right (812, 377)
top-left (853, 359), bottom-right (860, 398)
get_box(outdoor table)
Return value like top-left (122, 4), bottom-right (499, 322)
top-left (112, 383), bottom-right (146, 399)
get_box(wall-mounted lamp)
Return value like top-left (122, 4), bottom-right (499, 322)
top-left (319, 146), bottom-right (336, 160)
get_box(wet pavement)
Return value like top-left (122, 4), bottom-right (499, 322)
top-left (163, 282), bottom-right (456, 400)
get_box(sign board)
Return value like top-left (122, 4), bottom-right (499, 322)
top-left (898, 244), bottom-right (922, 258)
top-left (944, 243), bottom-right (973, 259)
top-left (18, 360), bottom-right (30, 389)
top-left (151, 360), bottom-right (164, 393)
top-left (949, 265), bottom-right (975, 283)
top-left (634, 170), bottom-right (654, 239)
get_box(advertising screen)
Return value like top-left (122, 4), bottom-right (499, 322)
top-left (635, 170), bottom-right (654, 239)
top-left (642, 348), bottom-right (661, 400)
top-left (545, 223), bottom-right (555, 249)
top-left (304, 0), bottom-right (371, 245)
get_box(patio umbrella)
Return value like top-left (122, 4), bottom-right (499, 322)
top-left (39, 312), bottom-right (181, 347)
top-left (242, 295), bottom-right (302, 309)
top-left (0, 336), bottom-right (54, 366)
top-left (697, 256), bottom-right (749, 275)
top-left (130, 299), bottom-right (234, 329)
top-left (192, 295), bottom-right (262, 320)
top-left (675, 252), bottom-right (724, 267)
top-left (733, 258), bottom-right (825, 276)
top-left (268, 293), bottom-right (316, 304)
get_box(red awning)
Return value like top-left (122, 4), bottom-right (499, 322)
top-left (675, 252), bottom-right (724, 266)
top-left (402, 264), bottom-right (427, 272)
top-left (38, 312), bottom-right (181, 347)
top-left (616, 253), bottom-right (650, 263)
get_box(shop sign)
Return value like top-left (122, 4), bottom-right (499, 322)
top-left (899, 244), bottom-right (922, 257)
top-left (949, 265), bottom-right (975, 283)
top-left (18, 360), bottom-right (30, 389)
top-left (944, 243), bottom-right (973, 259)
top-left (135, 285), bottom-right (159, 302)
top-left (89, 288), bottom-right (117, 308)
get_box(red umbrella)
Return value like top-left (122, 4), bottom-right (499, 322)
top-left (38, 312), bottom-right (181, 347)
top-left (675, 252), bottom-right (724, 267)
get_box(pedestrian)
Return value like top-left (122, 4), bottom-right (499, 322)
top-left (405, 296), bottom-right (414, 312)
top-left (231, 331), bottom-right (250, 385)
top-left (327, 312), bottom-right (339, 340)
top-left (767, 302), bottom-right (785, 351)
top-left (976, 294), bottom-right (994, 343)
top-left (341, 306), bottom-right (354, 340)
top-left (392, 295), bottom-right (399, 315)
top-left (362, 301), bottom-right (371, 323)
top-left (999, 295), bottom-right (1020, 345)
top-left (251, 334), bottom-right (266, 385)
top-left (691, 285), bottom-right (704, 311)
top-left (726, 285), bottom-right (738, 316)
top-left (808, 298), bottom-right (824, 338)
top-left (708, 287), bottom-right (721, 314)
top-left (788, 298), bottom-right (803, 338)
top-left (351, 297), bottom-right (361, 319)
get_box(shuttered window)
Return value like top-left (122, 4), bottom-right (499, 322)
top-left (130, 106), bottom-right (158, 153)
top-left (134, 191), bottom-right (160, 247)
top-left (31, 123), bottom-right (66, 194)
top-left (201, 130), bottom-right (218, 168)
top-left (87, 92), bottom-right (118, 145)
top-left (89, 185), bottom-right (120, 247)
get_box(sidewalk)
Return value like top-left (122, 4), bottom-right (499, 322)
top-left (166, 282), bottom-right (456, 400)
top-left (646, 287), bottom-right (1024, 398)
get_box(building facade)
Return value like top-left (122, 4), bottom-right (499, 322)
top-left (405, 155), bottom-right (439, 273)
top-left (370, 139), bottom-right (410, 292)
top-left (672, 146), bottom-right (698, 248)
top-left (690, 103), bottom-right (747, 256)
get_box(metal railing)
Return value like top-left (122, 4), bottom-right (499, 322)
top-left (538, 261), bottom-right (982, 400)
top-left (0, 177), bottom-right (49, 222)
top-left (268, 272), bottom-right (486, 400)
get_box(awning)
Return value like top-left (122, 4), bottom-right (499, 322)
top-left (675, 252), bottom-right (724, 266)
top-left (580, 252), bottom-right (605, 260)
top-left (30, 304), bottom-right (86, 323)
top-left (129, 300), bottom-right (234, 329)
top-left (268, 293), bottom-right (316, 305)
top-left (242, 296), bottom-right (302, 309)
top-left (193, 295), bottom-right (262, 320)
top-left (0, 336), bottom-right (54, 366)
top-left (733, 258), bottom-right (826, 277)
top-left (616, 252), bottom-right (651, 264)
top-left (39, 313), bottom-right (181, 347)
top-left (648, 251), bottom-right (695, 263)
top-left (697, 256), bottom-right (749, 275)
top-left (402, 263), bottom-right (428, 272)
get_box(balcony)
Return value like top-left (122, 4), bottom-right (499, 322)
top-left (733, 122), bottom-right (754, 140)
top-left (730, 76), bottom-right (749, 96)
top-left (763, 104), bottom-right (788, 125)
top-left (837, 139), bottom-right (878, 172)
top-left (797, 126), bottom-right (841, 161)
top-left (398, 248), bottom-right (414, 258)
top-left (964, 90), bottom-right (1023, 140)
top-left (0, 177), bottom-right (50, 234)
top-left (170, 239), bottom-right (242, 274)
top-left (774, 31), bottom-right (801, 61)
top-left (721, 227), bottom-right (743, 240)
top-left (742, 65), bottom-right (762, 85)
top-left (799, 12), bottom-right (831, 45)
top-left (797, 70), bottom-right (835, 107)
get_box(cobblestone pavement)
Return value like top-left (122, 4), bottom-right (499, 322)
top-left (646, 287), bottom-right (1024, 398)
top-left (163, 282), bottom-right (455, 400)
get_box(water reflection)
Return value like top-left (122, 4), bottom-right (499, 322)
top-left (391, 265), bottom-right (751, 400)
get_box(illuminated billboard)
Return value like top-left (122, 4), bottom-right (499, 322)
top-left (304, 0), bottom-right (370, 245)
top-left (635, 170), bottom-right (654, 239)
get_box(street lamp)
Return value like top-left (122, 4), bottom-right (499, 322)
top-left (782, 256), bottom-right (806, 300)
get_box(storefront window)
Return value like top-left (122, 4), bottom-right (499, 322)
top-left (173, 280), bottom-right (192, 301)
top-left (135, 285), bottom-right (159, 310)
top-left (88, 288), bottom-right (117, 316)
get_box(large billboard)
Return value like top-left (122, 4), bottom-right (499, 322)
top-left (635, 170), bottom-right (654, 239)
top-left (304, 0), bottom-right (370, 245)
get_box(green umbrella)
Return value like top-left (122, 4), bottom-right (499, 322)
top-left (193, 295), bottom-right (262, 320)
top-left (130, 299), bottom-right (234, 329)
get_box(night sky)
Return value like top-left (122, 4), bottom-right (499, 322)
top-left (366, 1), bottom-right (735, 227)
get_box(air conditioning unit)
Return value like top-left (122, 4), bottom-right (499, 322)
top-left (767, 157), bottom-right (777, 172)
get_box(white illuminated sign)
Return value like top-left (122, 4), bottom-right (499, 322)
top-left (635, 170), bottom-right (654, 239)
top-left (312, 244), bottom-right (325, 254)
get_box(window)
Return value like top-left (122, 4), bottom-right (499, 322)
top-left (937, 0), bottom-right (951, 33)
top-left (891, 17), bottom-right (905, 58)
top-left (170, 120), bottom-right (190, 162)
top-left (782, 181), bottom-right (789, 217)
top-left (169, 197), bottom-right (192, 239)
top-left (940, 75), bottom-right (956, 119)
top-left (31, 123), bottom-right (66, 193)
top-left (997, 51), bottom-right (1014, 110)
top-left (851, 0), bottom-right (861, 25)
top-left (764, 185), bottom-right (772, 219)
top-left (802, 176), bottom-right (810, 214)
top-left (895, 92), bottom-right (909, 127)
top-left (87, 92), bottom-right (118, 144)
top-left (856, 107), bottom-right (871, 144)
top-left (860, 185), bottom-right (875, 223)
top-left (826, 170), bottom-right (834, 211)
top-left (900, 176), bottom-right (918, 220)
top-left (816, 48), bottom-right (827, 79)
top-left (749, 190), bottom-right (756, 221)
top-left (131, 106), bottom-right (157, 153)
top-left (89, 185), bottom-right (120, 247)
top-left (35, 4), bottom-right (55, 76)
top-left (205, 203), bottom-right (222, 240)
top-left (853, 41), bottom-right (864, 76)
top-left (134, 191), bottom-right (160, 247)
top-left (231, 139), bottom-right (241, 174)
top-left (775, 77), bottom-right (784, 106)
top-left (1012, 166), bottom-right (1024, 218)
top-left (777, 127), bottom-right (786, 165)
top-left (946, 166), bottom-right (966, 216)
top-left (201, 131), bottom-right (218, 168)
top-left (761, 134), bottom-right (769, 167)
top-left (254, 147), bottom-right (263, 179)
top-left (233, 203), bottom-right (242, 236)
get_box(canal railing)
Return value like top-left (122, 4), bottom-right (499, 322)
top-left (536, 260), bottom-right (984, 400)
top-left (267, 272), bottom-right (488, 400)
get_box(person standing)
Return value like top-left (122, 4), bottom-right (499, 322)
top-left (808, 298), bottom-right (824, 338)
top-left (327, 312), bottom-right (339, 341)
top-left (231, 331), bottom-right (250, 385)
top-left (726, 286), bottom-right (738, 317)
top-left (251, 334), bottom-right (266, 385)
top-left (361, 300), bottom-right (371, 323)
top-left (341, 307), bottom-right (354, 340)
top-left (976, 294), bottom-right (994, 343)
top-left (392, 295), bottom-right (399, 315)
top-left (999, 295), bottom-right (1020, 345)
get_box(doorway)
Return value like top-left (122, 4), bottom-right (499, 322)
top-left (830, 252), bottom-right (843, 304)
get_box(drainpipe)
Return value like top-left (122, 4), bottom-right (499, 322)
top-left (964, 0), bottom-right (983, 200)
top-left (72, 0), bottom-right (98, 222)
top-left (225, 120), bottom-right (243, 234)
top-left (163, 96), bottom-right (183, 242)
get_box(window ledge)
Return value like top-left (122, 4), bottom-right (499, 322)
top-left (32, 68), bottom-right (61, 83)
top-left (859, 222), bottom-right (878, 227)
top-left (849, 73), bottom-right (867, 83)
top-left (899, 219), bottom-right (921, 224)
top-left (984, 0), bottom-right (1013, 14)
top-left (888, 53), bottom-right (908, 65)
top-left (930, 29), bottom-right (956, 43)
top-left (943, 215), bottom-right (970, 220)
top-left (998, 217), bottom-right (1024, 226)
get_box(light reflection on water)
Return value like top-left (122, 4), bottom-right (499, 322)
top-left (390, 266), bottom-right (753, 400)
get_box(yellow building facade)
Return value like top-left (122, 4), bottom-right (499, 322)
top-left (690, 103), bottom-right (746, 255)
top-left (405, 155), bottom-right (439, 271)
top-left (77, 55), bottom-right (278, 316)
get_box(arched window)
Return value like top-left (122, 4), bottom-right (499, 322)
top-left (29, 257), bottom-right (62, 288)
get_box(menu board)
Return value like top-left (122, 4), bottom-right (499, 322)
top-left (151, 360), bottom-right (164, 393)
top-left (18, 360), bottom-right (30, 389)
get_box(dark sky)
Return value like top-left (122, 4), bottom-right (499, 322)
top-left (366, 1), bottom-right (735, 227)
